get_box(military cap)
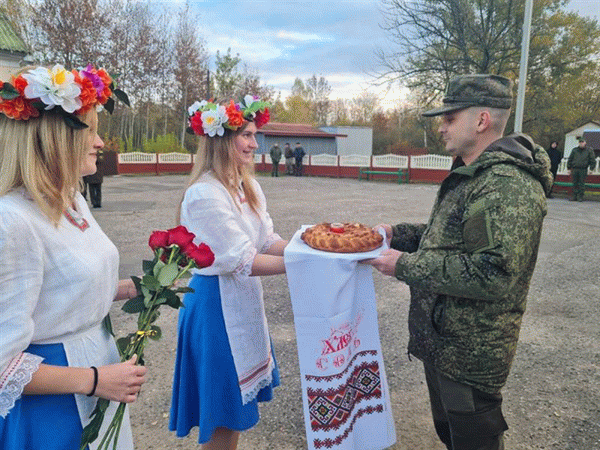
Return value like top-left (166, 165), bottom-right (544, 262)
top-left (422, 74), bottom-right (513, 117)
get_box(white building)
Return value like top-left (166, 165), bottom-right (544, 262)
top-left (564, 121), bottom-right (600, 158)
top-left (0, 11), bottom-right (29, 79)
top-left (320, 126), bottom-right (373, 156)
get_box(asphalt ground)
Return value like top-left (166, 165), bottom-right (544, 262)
top-left (91, 173), bottom-right (600, 450)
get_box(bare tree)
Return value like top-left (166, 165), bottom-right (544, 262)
top-left (305, 75), bottom-right (331, 125)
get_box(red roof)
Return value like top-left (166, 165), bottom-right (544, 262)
top-left (257, 122), bottom-right (345, 138)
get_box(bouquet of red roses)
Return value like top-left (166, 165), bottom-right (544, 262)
top-left (80, 225), bottom-right (214, 450)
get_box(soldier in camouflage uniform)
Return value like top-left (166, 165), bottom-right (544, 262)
top-left (567, 137), bottom-right (596, 201)
top-left (367, 74), bottom-right (552, 450)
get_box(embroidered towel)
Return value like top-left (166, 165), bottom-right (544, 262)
top-left (284, 226), bottom-right (396, 450)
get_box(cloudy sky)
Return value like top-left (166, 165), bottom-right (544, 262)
top-left (161, 0), bottom-right (599, 105)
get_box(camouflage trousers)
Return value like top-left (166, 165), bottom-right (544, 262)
top-left (571, 168), bottom-right (588, 201)
top-left (424, 364), bottom-right (508, 450)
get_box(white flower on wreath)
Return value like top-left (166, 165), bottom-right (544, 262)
top-left (201, 106), bottom-right (228, 137)
top-left (188, 100), bottom-right (207, 116)
top-left (240, 94), bottom-right (258, 110)
top-left (22, 64), bottom-right (82, 113)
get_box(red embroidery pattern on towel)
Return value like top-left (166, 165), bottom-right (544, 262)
top-left (308, 358), bottom-right (384, 448)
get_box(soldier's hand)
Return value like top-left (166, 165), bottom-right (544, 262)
top-left (362, 248), bottom-right (402, 277)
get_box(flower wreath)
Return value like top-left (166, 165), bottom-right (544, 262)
top-left (187, 95), bottom-right (270, 137)
top-left (0, 64), bottom-right (129, 129)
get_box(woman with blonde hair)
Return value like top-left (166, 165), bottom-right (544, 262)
top-left (0, 64), bottom-right (146, 449)
top-left (169, 97), bottom-right (287, 449)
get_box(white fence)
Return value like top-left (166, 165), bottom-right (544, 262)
top-left (339, 154), bottom-right (370, 167)
top-left (411, 154), bottom-right (453, 170)
top-left (557, 157), bottom-right (600, 175)
top-left (117, 152), bottom-right (600, 175)
top-left (372, 154), bottom-right (409, 169)
top-left (118, 152), bottom-right (157, 163)
top-left (158, 152), bottom-right (192, 163)
top-left (311, 153), bottom-right (338, 166)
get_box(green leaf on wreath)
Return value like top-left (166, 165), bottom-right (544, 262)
top-left (122, 295), bottom-right (145, 313)
top-left (0, 82), bottom-right (19, 99)
top-left (158, 262), bottom-right (179, 286)
top-left (104, 96), bottom-right (115, 113)
top-left (113, 88), bottom-right (131, 106)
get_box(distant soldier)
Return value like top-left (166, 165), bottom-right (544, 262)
top-left (293, 142), bottom-right (306, 177)
top-left (366, 74), bottom-right (552, 450)
top-left (284, 142), bottom-right (294, 175)
top-left (567, 137), bottom-right (596, 201)
top-left (269, 142), bottom-right (282, 177)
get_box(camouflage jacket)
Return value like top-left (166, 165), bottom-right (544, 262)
top-left (567, 145), bottom-right (596, 170)
top-left (392, 134), bottom-right (552, 394)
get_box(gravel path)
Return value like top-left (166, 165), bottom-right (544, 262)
top-left (92, 174), bottom-right (600, 450)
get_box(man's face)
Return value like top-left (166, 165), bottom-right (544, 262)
top-left (579, 140), bottom-right (586, 148)
top-left (438, 108), bottom-right (479, 160)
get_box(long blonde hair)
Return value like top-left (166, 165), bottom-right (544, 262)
top-left (178, 124), bottom-right (260, 223)
top-left (0, 110), bottom-right (91, 225)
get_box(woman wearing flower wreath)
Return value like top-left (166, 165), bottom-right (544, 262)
top-left (169, 96), bottom-right (287, 449)
top-left (0, 64), bottom-right (146, 450)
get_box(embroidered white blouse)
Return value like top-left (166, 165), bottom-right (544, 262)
top-left (180, 172), bottom-right (282, 404)
top-left (0, 188), bottom-right (133, 448)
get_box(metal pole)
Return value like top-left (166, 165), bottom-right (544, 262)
top-left (514, 0), bottom-right (534, 133)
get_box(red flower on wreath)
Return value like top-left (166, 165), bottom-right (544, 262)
top-left (189, 111), bottom-right (205, 135)
top-left (254, 107), bottom-right (270, 128)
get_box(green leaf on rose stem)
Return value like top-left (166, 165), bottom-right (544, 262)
top-left (174, 286), bottom-right (194, 294)
top-left (116, 335), bottom-right (133, 356)
top-left (102, 313), bottom-right (115, 337)
top-left (130, 275), bottom-right (142, 293)
top-left (141, 274), bottom-right (161, 291)
top-left (122, 295), bottom-right (145, 313)
top-left (79, 398), bottom-right (110, 449)
top-left (152, 259), bottom-right (165, 277)
top-left (162, 289), bottom-right (183, 309)
top-left (157, 262), bottom-right (179, 287)
top-left (142, 259), bottom-right (154, 275)
top-left (149, 325), bottom-right (162, 341)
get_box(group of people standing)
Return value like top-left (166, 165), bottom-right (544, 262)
top-left (0, 64), bottom-right (578, 450)
top-left (270, 141), bottom-right (305, 176)
top-left (546, 137), bottom-right (597, 200)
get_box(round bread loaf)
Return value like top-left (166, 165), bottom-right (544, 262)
top-left (301, 222), bottom-right (383, 253)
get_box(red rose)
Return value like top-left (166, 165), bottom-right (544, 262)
top-left (183, 242), bottom-right (215, 268)
top-left (148, 230), bottom-right (169, 251)
top-left (167, 225), bottom-right (195, 248)
top-left (189, 111), bottom-right (205, 135)
top-left (254, 108), bottom-right (270, 128)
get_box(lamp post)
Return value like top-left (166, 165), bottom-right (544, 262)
top-left (514, 0), bottom-right (534, 133)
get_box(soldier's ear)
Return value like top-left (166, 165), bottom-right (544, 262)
top-left (476, 110), bottom-right (492, 132)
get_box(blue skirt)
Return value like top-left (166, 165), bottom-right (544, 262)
top-left (169, 275), bottom-right (280, 443)
top-left (0, 343), bottom-right (87, 450)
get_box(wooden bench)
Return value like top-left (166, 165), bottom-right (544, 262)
top-left (359, 167), bottom-right (409, 184)
top-left (553, 181), bottom-right (600, 189)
